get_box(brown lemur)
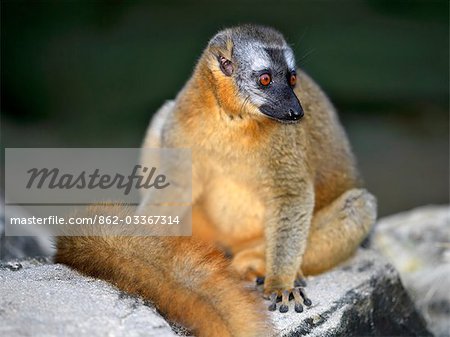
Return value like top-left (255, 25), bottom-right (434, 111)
top-left (56, 25), bottom-right (377, 337)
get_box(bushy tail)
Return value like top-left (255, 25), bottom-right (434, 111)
top-left (55, 205), bottom-right (271, 337)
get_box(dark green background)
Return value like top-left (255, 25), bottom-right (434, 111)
top-left (1, 0), bottom-right (449, 216)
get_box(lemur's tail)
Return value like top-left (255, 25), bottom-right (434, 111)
top-left (55, 205), bottom-right (271, 337)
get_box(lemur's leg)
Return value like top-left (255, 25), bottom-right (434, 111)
top-left (231, 188), bottom-right (375, 313)
top-left (231, 240), bottom-right (266, 281)
top-left (301, 188), bottom-right (377, 275)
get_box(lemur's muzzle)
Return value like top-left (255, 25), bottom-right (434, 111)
top-left (259, 85), bottom-right (304, 123)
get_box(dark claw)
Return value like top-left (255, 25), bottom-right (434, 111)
top-left (294, 277), bottom-right (307, 287)
top-left (292, 287), bottom-right (304, 313)
top-left (268, 292), bottom-right (277, 311)
top-left (294, 303), bottom-right (304, 313)
top-left (299, 288), bottom-right (312, 306)
top-left (281, 290), bottom-right (290, 312)
top-left (279, 304), bottom-right (289, 313)
top-left (256, 276), bottom-right (265, 286)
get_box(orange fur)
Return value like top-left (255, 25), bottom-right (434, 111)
top-left (55, 206), bottom-right (272, 337)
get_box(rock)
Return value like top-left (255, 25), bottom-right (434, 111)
top-left (271, 249), bottom-right (431, 336)
top-left (0, 199), bottom-right (54, 260)
top-left (0, 249), bottom-right (431, 336)
top-left (373, 205), bottom-right (450, 337)
top-left (0, 258), bottom-right (179, 337)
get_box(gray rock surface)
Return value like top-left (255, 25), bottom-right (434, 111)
top-left (0, 199), bottom-right (54, 260)
top-left (373, 205), bottom-right (450, 337)
top-left (0, 258), bottom-right (179, 337)
top-left (0, 249), bottom-right (431, 337)
top-left (271, 249), bottom-right (431, 336)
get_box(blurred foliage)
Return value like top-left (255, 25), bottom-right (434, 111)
top-left (1, 0), bottom-right (449, 215)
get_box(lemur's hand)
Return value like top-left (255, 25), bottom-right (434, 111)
top-left (256, 276), bottom-right (312, 313)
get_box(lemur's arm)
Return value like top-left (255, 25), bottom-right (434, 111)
top-left (262, 160), bottom-right (315, 291)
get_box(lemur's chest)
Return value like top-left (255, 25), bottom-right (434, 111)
top-left (191, 123), bottom-right (308, 246)
top-left (198, 175), bottom-right (265, 248)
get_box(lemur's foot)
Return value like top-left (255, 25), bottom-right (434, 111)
top-left (256, 277), bottom-right (312, 313)
top-left (267, 287), bottom-right (311, 313)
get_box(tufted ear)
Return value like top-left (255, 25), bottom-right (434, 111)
top-left (208, 30), bottom-right (234, 76)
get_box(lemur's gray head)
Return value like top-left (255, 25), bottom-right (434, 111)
top-left (206, 25), bottom-right (303, 123)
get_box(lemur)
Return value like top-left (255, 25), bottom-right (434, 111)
top-left (56, 25), bottom-right (377, 337)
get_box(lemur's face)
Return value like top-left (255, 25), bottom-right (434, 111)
top-left (211, 26), bottom-right (304, 124)
top-left (232, 42), bottom-right (304, 123)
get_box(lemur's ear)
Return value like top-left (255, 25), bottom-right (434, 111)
top-left (208, 30), bottom-right (233, 76)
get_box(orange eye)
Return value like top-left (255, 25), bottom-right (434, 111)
top-left (259, 73), bottom-right (271, 86)
top-left (290, 74), bottom-right (297, 86)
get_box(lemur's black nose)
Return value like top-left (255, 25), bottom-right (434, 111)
top-left (288, 99), bottom-right (304, 120)
top-left (287, 92), bottom-right (304, 120)
top-left (289, 108), bottom-right (304, 118)
top-left (259, 86), bottom-right (304, 123)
